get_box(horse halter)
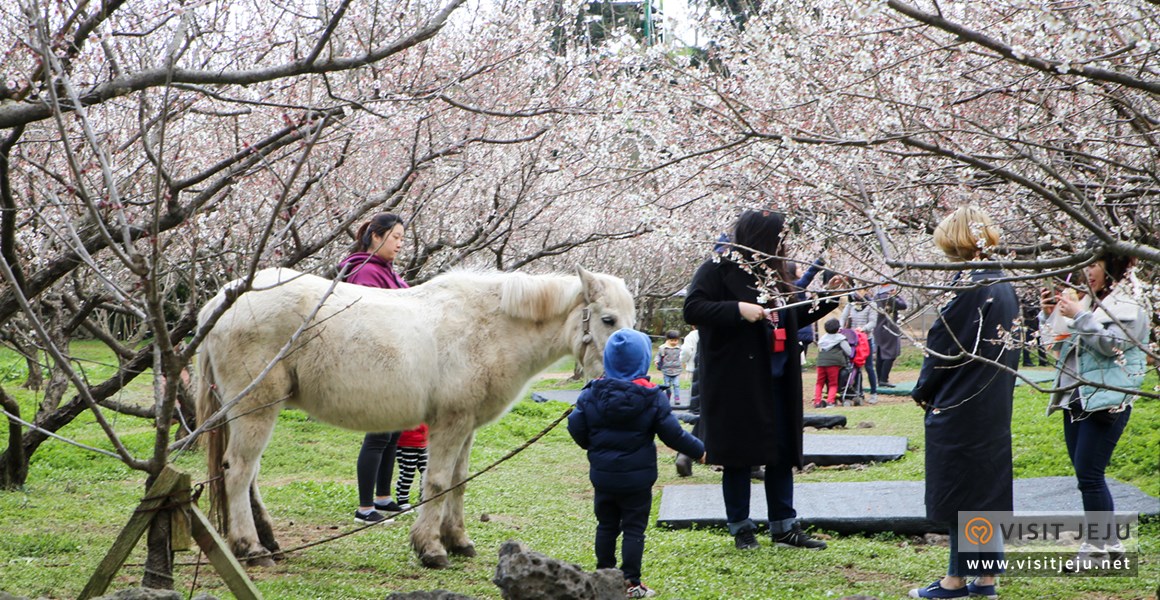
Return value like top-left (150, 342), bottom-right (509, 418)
top-left (580, 306), bottom-right (593, 344)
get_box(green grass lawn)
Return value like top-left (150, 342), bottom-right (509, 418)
top-left (0, 342), bottom-right (1156, 599)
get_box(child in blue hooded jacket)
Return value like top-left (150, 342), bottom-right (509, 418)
top-left (568, 328), bottom-right (706, 599)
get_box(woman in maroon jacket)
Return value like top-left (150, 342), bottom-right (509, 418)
top-left (339, 212), bottom-right (409, 524)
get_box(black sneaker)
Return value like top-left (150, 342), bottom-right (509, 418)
top-left (374, 500), bottom-right (404, 512)
top-left (773, 524), bottom-right (827, 549)
top-left (354, 510), bottom-right (392, 525)
top-left (734, 529), bottom-right (759, 550)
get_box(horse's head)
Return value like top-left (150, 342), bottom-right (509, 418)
top-left (572, 266), bottom-right (637, 378)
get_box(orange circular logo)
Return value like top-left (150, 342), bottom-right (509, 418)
top-left (964, 517), bottom-right (993, 545)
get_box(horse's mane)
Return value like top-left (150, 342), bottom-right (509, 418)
top-left (425, 269), bottom-right (581, 322)
top-left (499, 272), bottom-right (581, 321)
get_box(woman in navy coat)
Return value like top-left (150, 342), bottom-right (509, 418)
top-left (684, 210), bottom-right (842, 551)
top-left (909, 206), bottom-right (1019, 599)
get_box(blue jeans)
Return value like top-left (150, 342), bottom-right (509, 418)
top-left (1063, 405), bottom-right (1131, 544)
top-left (721, 458), bottom-right (796, 536)
top-left (662, 374), bottom-right (680, 402)
top-left (594, 488), bottom-right (651, 584)
top-left (948, 526), bottom-right (1004, 576)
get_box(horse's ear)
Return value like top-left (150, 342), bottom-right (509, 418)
top-left (576, 266), bottom-right (603, 303)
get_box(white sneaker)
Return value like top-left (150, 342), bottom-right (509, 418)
top-left (868, 394), bottom-right (878, 404)
top-left (1065, 542), bottom-right (1113, 572)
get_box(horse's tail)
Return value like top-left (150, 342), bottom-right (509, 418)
top-left (195, 348), bottom-right (229, 535)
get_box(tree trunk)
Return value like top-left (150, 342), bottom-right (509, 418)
top-left (0, 388), bottom-right (27, 489)
top-left (20, 355), bottom-right (43, 391)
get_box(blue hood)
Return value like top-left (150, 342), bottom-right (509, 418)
top-left (602, 329), bottom-right (652, 381)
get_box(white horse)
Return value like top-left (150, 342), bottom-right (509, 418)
top-left (195, 266), bottom-right (635, 568)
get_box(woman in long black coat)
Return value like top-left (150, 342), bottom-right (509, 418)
top-left (684, 210), bottom-right (841, 551)
top-left (908, 206), bottom-right (1019, 600)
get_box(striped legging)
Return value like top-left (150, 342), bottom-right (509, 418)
top-left (396, 445), bottom-right (428, 504)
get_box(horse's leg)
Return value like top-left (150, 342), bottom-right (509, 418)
top-left (442, 430), bottom-right (475, 557)
top-left (223, 406), bottom-right (280, 566)
top-left (250, 472), bottom-right (283, 561)
top-left (411, 414), bottom-right (473, 568)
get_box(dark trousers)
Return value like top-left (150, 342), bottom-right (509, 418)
top-left (1063, 405), bottom-right (1131, 544)
top-left (876, 356), bottom-right (895, 384)
top-left (594, 487), bottom-right (652, 584)
top-left (357, 431), bottom-right (400, 506)
top-left (721, 456), bottom-right (796, 535)
top-left (1021, 319), bottom-right (1050, 366)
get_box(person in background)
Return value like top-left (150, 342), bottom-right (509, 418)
top-left (794, 257), bottom-right (826, 367)
top-left (1042, 243), bottom-right (1149, 568)
top-left (338, 212), bottom-right (409, 525)
top-left (841, 286), bottom-right (880, 403)
top-left (680, 326), bottom-right (699, 380)
top-left (1019, 287), bottom-right (1050, 367)
top-left (568, 328), bottom-right (706, 599)
top-left (814, 318), bottom-right (853, 408)
top-left (684, 209), bottom-right (843, 552)
top-left (873, 280), bottom-right (908, 387)
top-left (908, 206), bottom-right (1018, 599)
top-left (655, 330), bottom-right (683, 405)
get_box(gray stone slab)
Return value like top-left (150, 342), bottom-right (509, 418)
top-left (878, 368), bottom-right (1056, 396)
top-left (657, 477), bottom-right (1160, 535)
top-left (531, 390), bottom-right (581, 404)
top-left (532, 387), bottom-right (692, 407)
top-left (802, 434), bottom-right (907, 467)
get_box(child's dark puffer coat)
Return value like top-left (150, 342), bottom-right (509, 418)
top-left (568, 330), bottom-right (704, 494)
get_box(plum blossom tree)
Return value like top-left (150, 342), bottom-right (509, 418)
top-left (0, 0), bottom-right (655, 587)
top-left (584, 0), bottom-right (1158, 356)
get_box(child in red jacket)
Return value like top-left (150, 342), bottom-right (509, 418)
top-left (395, 424), bottom-right (428, 510)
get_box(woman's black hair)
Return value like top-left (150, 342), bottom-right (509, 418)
top-left (354, 213), bottom-right (405, 253)
top-left (1086, 236), bottom-right (1135, 296)
top-left (731, 209), bottom-right (791, 293)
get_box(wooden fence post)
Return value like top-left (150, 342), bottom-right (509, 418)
top-left (78, 465), bottom-right (262, 600)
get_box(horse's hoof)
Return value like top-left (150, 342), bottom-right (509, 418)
top-left (448, 544), bottom-right (476, 558)
top-left (420, 552), bottom-right (450, 569)
top-left (245, 555), bottom-right (277, 568)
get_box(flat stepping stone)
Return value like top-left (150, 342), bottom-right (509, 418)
top-left (657, 477), bottom-right (1160, 535)
top-left (802, 434), bottom-right (907, 466)
top-left (878, 368), bottom-right (1055, 396)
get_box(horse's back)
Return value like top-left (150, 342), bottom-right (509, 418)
top-left (199, 268), bottom-right (436, 431)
